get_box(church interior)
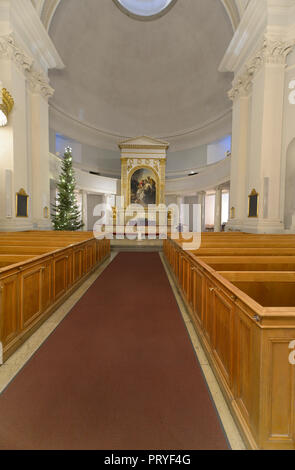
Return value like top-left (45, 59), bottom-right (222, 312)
top-left (0, 0), bottom-right (295, 452)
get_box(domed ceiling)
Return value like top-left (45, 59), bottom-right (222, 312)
top-left (48, 0), bottom-right (234, 149)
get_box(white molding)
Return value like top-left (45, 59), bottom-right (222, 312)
top-left (36, 0), bottom-right (242, 33)
top-left (221, 0), bottom-right (241, 31)
top-left (4, 0), bottom-right (64, 73)
top-left (165, 157), bottom-right (231, 195)
top-left (219, 0), bottom-right (267, 75)
top-left (49, 103), bottom-right (232, 152)
top-left (228, 36), bottom-right (295, 100)
top-left (220, 0), bottom-right (295, 76)
top-left (0, 33), bottom-right (55, 99)
top-left (40, 0), bottom-right (61, 32)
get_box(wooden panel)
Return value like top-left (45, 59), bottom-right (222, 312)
top-left (20, 267), bottom-right (42, 329)
top-left (196, 270), bottom-right (204, 321)
top-left (263, 336), bottom-right (295, 447)
top-left (204, 279), bottom-right (215, 343)
top-left (73, 248), bottom-right (83, 284)
top-left (212, 289), bottom-right (234, 387)
top-left (53, 255), bottom-right (68, 300)
top-left (0, 274), bottom-right (19, 347)
top-left (86, 244), bottom-right (94, 272)
top-left (235, 313), bottom-right (252, 425)
top-left (41, 261), bottom-right (52, 312)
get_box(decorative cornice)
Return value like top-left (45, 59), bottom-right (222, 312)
top-left (228, 36), bottom-right (295, 100)
top-left (0, 33), bottom-right (33, 72)
top-left (27, 69), bottom-right (54, 98)
top-left (126, 158), bottom-right (161, 176)
top-left (119, 136), bottom-right (170, 149)
top-left (0, 33), bottom-right (54, 100)
top-left (120, 144), bottom-right (169, 150)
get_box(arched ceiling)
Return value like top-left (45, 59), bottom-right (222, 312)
top-left (33, 0), bottom-right (246, 150)
top-left (32, 0), bottom-right (248, 32)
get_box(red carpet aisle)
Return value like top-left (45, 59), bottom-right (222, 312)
top-left (0, 253), bottom-right (229, 450)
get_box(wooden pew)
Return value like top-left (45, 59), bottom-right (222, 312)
top-left (0, 233), bottom-right (111, 363)
top-left (197, 256), bottom-right (295, 271)
top-left (0, 246), bottom-right (60, 255)
top-left (163, 236), bottom-right (295, 450)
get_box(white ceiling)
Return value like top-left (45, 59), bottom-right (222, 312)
top-left (47, 0), bottom-right (235, 149)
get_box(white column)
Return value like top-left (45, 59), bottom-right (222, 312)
top-left (197, 191), bottom-right (206, 232)
top-left (30, 89), bottom-right (52, 230)
top-left (177, 195), bottom-right (185, 228)
top-left (0, 3), bottom-right (63, 231)
top-left (244, 46), bottom-right (287, 233)
top-left (82, 191), bottom-right (88, 231)
top-left (214, 187), bottom-right (222, 232)
top-left (0, 52), bottom-right (33, 231)
top-left (227, 88), bottom-right (249, 229)
top-left (227, 38), bottom-right (293, 233)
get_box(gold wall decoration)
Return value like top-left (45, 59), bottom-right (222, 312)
top-left (0, 88), bottom-right (14, 127)
top-left (43, 206), bottom-right (49, 218)
top-left (16, 188), bottom-right (29, 218)
top-left (248, 189), bottom-right (259, 218)
top-left (230, 206), bottom-right (235, 219)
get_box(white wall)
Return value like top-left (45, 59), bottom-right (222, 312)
top-left (87, 194), bottom-right (104, 231)
top-left (222, 191), bottom-right (229, 224)
top-left (207, 135), bottom-right (231, 165)
top-left (49, 153), bottom-right (119, 196)
top-left (165, 157), bottom-right (231, 195)
top-left (205, 194), bottom-right (215, 227)
top-left (283, 49), bottom-right (295, 229)
top-left (50, 129), bottom-right (232, 180)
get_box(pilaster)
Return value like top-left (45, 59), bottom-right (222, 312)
top-left (0, 0), bottom-right (63, 231)
top-left (226, 36), bottom-right (295, 232)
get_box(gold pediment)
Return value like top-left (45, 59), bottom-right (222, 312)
top-left (118, 136), bottom-right (169, 150)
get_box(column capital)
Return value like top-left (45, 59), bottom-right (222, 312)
top-left (0, 33), bottom-right (54, 100)
top-left (229, 36), bottom-right (295, 101)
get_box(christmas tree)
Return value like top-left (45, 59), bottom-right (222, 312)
top-left (51, 147), bottom-right (84, 231)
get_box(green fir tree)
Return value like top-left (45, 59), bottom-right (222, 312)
top-left (51, 147), bottom-right (84, 231)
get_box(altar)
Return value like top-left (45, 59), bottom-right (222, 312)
top-left (116, 136), bottom-right (169, 225)
top-left (107, 136), bottom-right (170, 248)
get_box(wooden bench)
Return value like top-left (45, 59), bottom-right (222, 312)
top-left (197, 256), bottom-right (295, 271)
top-left (0, 232), bottom-right (111, 363)
top-left (163, 236), bottom-right (295, 450)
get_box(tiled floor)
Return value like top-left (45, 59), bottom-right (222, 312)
top-left (0, 250), bottom-right (246, 450)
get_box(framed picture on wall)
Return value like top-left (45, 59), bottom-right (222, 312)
top-left (16, 188), bottom-right (29, 218)
top-left (248, 189), bottom-right (259, 218)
